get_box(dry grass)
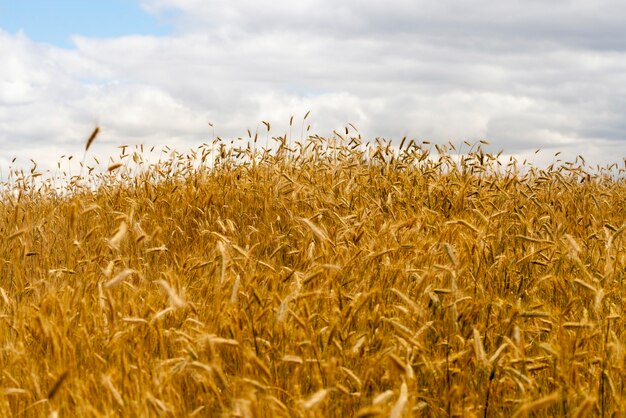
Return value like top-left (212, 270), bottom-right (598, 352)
top-left (0, 129), bottom-right (625, 417)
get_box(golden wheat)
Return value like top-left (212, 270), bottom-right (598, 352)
top-left (0, 129), bottom-right (624, 417)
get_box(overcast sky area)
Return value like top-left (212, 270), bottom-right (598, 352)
top-left (1, 0), bottom-right (626, 175)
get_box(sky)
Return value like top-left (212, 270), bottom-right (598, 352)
top-left (1, 0), bottom-right (626, 175)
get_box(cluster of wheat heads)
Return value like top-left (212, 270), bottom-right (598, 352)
top-left (0, 131), bottom-right (625, 417)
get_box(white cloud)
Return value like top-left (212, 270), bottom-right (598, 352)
top-left (1, 0), bottom-right (626, 176)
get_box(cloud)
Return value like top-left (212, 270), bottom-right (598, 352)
top-left (0, 31), bottom-right (206, 172)
top-left (1, 1), bottom-right (626, 175)
top-left (140, 0), bottom-right (626, 48)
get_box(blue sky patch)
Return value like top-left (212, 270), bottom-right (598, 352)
top-left (0, 0), bottom-right (170, 48)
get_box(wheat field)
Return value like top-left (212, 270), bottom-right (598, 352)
top-left (0, 130), bottom-right (625, 417)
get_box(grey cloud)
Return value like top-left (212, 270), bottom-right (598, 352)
top-left (2, 0), bottom-right (626, 173)
top-left (142, 0), bottom-right (626, 49)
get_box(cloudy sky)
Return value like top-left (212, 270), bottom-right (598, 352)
top-left (1, 0), bottom-right (626, 174)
